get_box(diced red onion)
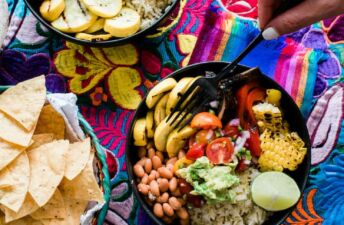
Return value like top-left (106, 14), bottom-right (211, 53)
top-left (234, 130), bottom-right (250, 153)
top-left (229, 118), bottom-right (240, 126)
top-left (209, 100), bottom-right (219, 108)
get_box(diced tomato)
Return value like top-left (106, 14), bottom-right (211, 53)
top-left (188, 135), bottom-right (196, 148)
top-left (236, 82), bottom-right (259, 127)
top-left (195, 129), bottom-right (216, 144)
top-left (191, 112), bottom-right (222, 130)
top-left (186, 143), bottom-right (205, 161)
top-left (178, 178), bottom-right (193, 195)
top-left (245, 87), bottom-right (266, 125)
top-left (223, 124), bottom-right (240, 138)
top-left (236, 159), bottom-right (249, 172)
top-left (206, 137), bottom-right (234, 164)
top-left (247, 127), bottom-right (262, 157)
top-left (187, 194), bottom-right (204, 208)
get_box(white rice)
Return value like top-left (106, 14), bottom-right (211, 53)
top-left (189, 168), bottom-right (268, 225)
top-left (124, 0), bottom-right (173, 29)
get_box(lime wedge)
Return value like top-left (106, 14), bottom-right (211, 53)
top-left (251, 171), bottom-right (301, 211)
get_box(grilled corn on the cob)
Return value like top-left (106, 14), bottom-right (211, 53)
top-left (258, 129), bottom-right (307, 171)
top-left (253, 102), bottom-right (284, 133)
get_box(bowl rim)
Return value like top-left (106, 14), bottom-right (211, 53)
top-left (126, 61), bottom-right (311, 225)
top-left (23, 0), bottom-right (179, 47)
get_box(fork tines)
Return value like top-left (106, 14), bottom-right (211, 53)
top-left (166, 76), bottom-right (219, 131)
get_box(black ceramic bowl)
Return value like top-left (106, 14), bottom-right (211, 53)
top-left (126, 62), bottom-right (311, 225)
top-left (24, 0), bottom-right (178, 47)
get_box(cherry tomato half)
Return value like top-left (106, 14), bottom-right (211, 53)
top-left (206, 137), bottom-right (234, 164)
top-left (247, 127), bottom-right (262, 157)
top-left (195, 129), bottom-right (216, 144)
top-left (223, 124), bottom-right (240, 138)
top-left (191, 112), bottom-right (222, 130)
top-left (186, 143), bottom-right (205, 161)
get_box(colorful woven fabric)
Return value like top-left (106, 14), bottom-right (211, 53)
top-left (0, 0), bottom-right (344, 224)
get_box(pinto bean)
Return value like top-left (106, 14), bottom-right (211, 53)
top-left (144, 158), bottom-right (152, 173)
top-left (162, 203), bottom-right (174, 217)
top-left (141, 174), bottom-right (149, 184)
top-left (168, 197), bottom-right (182, 210)
top-left (157, 192), bottom-right (169, 203)
top-left (150, 180), bottom-right (160, 197)
top-left (169, 177), bottom-right (177, 192)
top-left (148, 170), bottom-right (157, 182)
top-left (176, 207), bottom-right (189, 220)
top-left (133, 164), bottom-right (145, 178)
top-left (157, 167), bottom-right (173, 179)
top-left (137, 183), bottom-right (149, 195)
top-left (158, 178), bottom-right (169, 192)
top-left (153, 203), bottom-right (164, 218)
top-left (152, 156), bottom-right (162, 170)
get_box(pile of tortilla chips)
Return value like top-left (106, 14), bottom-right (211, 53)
top-left (0, 76), bottom-right (104, 225)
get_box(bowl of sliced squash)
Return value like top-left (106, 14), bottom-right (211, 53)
top-left (24, 0), bottom-right (178, 46)
top-left (126, 62), bottom-right (311, 225)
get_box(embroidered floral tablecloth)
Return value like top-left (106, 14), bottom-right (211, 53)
top-left (1, 0), bottom-right (344, 224)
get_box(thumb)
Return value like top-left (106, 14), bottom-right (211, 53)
top-left (262, 0), bottom-right (334, 40)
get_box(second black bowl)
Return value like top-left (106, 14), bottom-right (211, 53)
top-left (126, 61), bottom-right (311, 225)
top-left (24, 0), bottom-right (179, 47)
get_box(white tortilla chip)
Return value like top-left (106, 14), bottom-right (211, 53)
top-left (0, 76), bottom-right (46, 131)
top-left (3, 193), bottom-right (39, 223)
top-left (28, 134), bottom-right (55, 150)
top-left (40, 198), bottom-right (88, 225)
top-left (64, 137), bottom-right (91, 180)
top-left (60, 152), bottom-right (104, 203)
top-left (34, 105), bottom-right (65, 140)
top-left (6, 216), bottom-right (43, 225)
top-left (28, 140), bottom-right (69, 207)
top-left (31, 189), bottom-right (66, 220)
top-left (0, 112), bottom-right (35, 147)
top-left (0, 139), bottom-right (26, 170)
top-left (0, 152), bottom-right (30, 212)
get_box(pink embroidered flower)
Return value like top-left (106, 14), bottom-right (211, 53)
top-left (90, 87), bottom-right (108, 106)
top-left (140, 49), bottom-right (176, 80)
top-left (219, 0), bottom-right (258, 19)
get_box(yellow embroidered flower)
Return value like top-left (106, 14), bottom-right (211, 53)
top-left (176, 34), bottom-right (198, 67)
top-left (90, 87), bottom-right (108, 106)
top-left (54, 42), bottom-right (142, 110)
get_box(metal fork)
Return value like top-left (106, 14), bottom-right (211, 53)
top-left (166, 0), bottom-right (301, 131)
top-left (166, 32), bottom-right (263, 130)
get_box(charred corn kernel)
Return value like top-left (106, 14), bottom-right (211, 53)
top-left (266, 89), bottom-right (282, 106)
top-left (252, 103), bottom-right (284, 132)
top-left (258, 130), bottom-right (307, 172)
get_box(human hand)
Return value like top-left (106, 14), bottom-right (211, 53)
top-left (258, 0), bottom-right (344, 40)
